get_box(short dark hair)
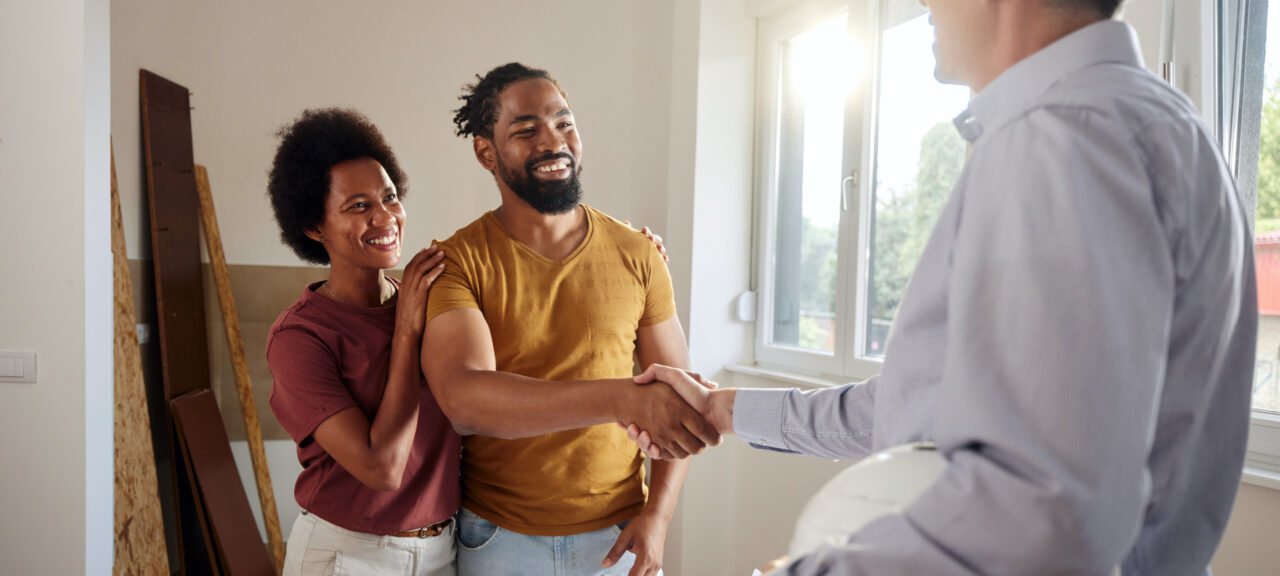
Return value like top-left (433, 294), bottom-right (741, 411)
top-left (1093, 0), bottom-right (1122, 18)
top-left (1055, 0), bottom-right (1122, 18)
top-left (452, 62), bottom-right (568, 140)
top-left (267, 108), bottom-right (408, 265)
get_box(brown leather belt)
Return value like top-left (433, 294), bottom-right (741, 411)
top-left (388, 517), bottom-right (452, 539)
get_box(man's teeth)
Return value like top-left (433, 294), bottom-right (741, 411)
top-left (536, 160), bottom-right (570, 172)
top-left (367, 236), bottom-right (396, 245)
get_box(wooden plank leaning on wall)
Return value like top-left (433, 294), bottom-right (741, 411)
top-left (171, 389), bottom-right (277, 576)
top-left (140, 68), bottom-right (215, 575)
top-left (112, 143), bottom-right (171, 576)
top-left (195, 165), bottom-right (286, 570)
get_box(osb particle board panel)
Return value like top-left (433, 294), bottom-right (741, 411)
top-left (125, 259), bottom-right (170, 459)
top-left (112, 146), bottom-right (171, 576)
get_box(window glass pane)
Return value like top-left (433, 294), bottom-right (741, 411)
top-left (1251, 6), bottom-right (1280, 414)
top-left (864, 14), bottom-right (968, 357)
top-left (770, 13), bottom-right (851, 352)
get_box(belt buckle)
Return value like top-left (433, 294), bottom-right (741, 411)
top-left (415, 517), bottom-right (449, 538)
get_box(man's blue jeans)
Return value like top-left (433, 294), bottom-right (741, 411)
top-left (456, 508), bottom-right (645, 576)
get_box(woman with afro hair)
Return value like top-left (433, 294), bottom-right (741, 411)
top-left (264, 107), bottom-right (461, 576)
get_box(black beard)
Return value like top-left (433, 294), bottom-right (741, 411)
top-left (496, 152), bottom-right (583, 215)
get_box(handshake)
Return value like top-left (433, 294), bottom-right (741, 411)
top-left (617, 364), bottom-right (736, 460)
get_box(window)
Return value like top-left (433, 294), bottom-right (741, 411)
top-left (755, 0), bottom-right (854, 377)
top-left (863, 10), bottom-right (970, 358)
top-left (754, 0), bottom-right (968, 377)
top-left (1221, 0), bottom-right (1280, 478)
top-left (1249, 4), bottom-right (1280, 415)
top-left (1231, 0), bottom-right (1280, 415)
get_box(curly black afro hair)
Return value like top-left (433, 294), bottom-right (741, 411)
top-left (453, 62), bottom-right (568, 140)
top-left (267, 108), bottom-right (408, 265)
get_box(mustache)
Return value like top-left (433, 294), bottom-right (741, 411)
top-left (525, 152), bottom-right (576, 173)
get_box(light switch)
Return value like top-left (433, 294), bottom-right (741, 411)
top-left (0, 351), bottom-right (36, 384)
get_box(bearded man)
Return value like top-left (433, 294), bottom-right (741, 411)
top-left (421, 63), bottom-right (714, 576)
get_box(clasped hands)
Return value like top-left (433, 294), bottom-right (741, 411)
top-left (619, 364), bottom-right (735, 460)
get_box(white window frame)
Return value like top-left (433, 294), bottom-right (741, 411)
top-left (752, 0), bottom-right (920, 382)
top-left (1216, 0), bottom-right (1280, 481)
top-left (753, 0), bottom-right (855, 378)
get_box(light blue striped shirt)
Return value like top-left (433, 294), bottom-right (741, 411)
top-left (735, 21), bottom-right (1256, 575)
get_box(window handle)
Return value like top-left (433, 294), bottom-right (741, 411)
top-left (842, 170), bottom-right (859, 211)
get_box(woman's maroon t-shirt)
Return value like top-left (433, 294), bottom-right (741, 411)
top-left (266, 280), bottom-right (460, 534)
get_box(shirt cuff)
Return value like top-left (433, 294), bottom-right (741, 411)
top-left (733, 388), bottom-right (796, 453)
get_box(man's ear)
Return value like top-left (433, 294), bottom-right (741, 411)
top-left (304, 227), bottom-right (323, 243)
top-left (474, 137), bottom-right (497, 173)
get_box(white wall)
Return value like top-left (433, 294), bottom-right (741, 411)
top-left (83, 0), bottom-right (114, 570)
top-left (686, 0), bottom-right (758, 385)
top-left (0, 1), bottom-right (113, 574)
top-left (111, 0), bottom-right (678, 266)
top-left (671, 0), bottom-right (760, 574)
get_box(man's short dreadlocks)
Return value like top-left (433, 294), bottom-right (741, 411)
top-left (1051, 0), bottom-right (1123, 18)
top-left (452, 63), bottom-right (569, 140)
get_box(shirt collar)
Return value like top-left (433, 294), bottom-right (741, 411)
top-left (952, 20), bottom-right (1146, 143)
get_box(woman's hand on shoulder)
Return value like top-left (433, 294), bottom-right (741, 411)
top-left (395, 244), bottom-right (446, 339)
top-left (622, 220), bottom-right (668, 262)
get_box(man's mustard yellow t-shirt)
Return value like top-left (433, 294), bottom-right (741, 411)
top-left (425, 205), bottom-right (676, 536)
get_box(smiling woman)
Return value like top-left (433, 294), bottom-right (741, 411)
top-left (305, 157), bottom-right (407, 291)
top-left (263, 108), bottom-right (462, 576)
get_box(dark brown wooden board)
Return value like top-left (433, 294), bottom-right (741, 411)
top-left (140, 69), bottom-right (211, 401)
top-left (140, 68), bottom-right (215, 576)
top-left (172, 403), bottom-right (223, 576)
top-left (176, 449), bottom-right (215, 575)
top-left (171, 390), bottom-right (276, 576)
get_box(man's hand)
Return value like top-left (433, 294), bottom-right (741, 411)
top-left (602, 512), bottom-right (667, 576)
top-left (624, 377), bottom-right (720, 458)
top-left (627, 364), bottom-right (735, 459)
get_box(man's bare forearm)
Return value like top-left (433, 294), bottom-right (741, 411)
top-left (424, 310), bottom-right (715, 453)
top-left (428, 369), bottom-right (634, 438)
top-left (644, 459), bottom-right (689, 521)
top-left (633, 315), bottom-right (696, 516)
